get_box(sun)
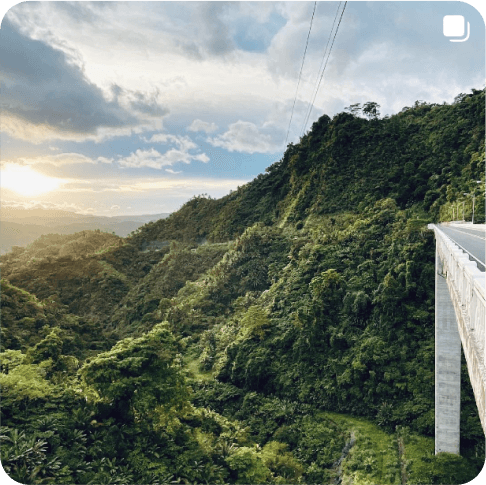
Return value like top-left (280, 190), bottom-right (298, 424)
top-left (1, 164), bottom-right (63, 197)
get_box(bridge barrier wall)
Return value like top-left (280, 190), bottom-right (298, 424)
top-left (429, 224), bottom-right (486, 434)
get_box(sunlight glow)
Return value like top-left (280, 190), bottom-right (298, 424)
top-left (1, 165), bottom-right (63, 196)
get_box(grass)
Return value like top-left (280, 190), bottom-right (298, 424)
top-left (322, 412), bottom-right (401, 485)
top-left (97, 260), bottom-right (128, 282)
top-left (316, 413), bottom-right (441, 485)
top-left (183, 350), bottom-right (215, 383)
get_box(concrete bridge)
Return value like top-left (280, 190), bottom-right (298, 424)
top-left (428, 223), bottom-right (485, 454)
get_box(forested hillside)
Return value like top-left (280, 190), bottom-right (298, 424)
top-left (132, 89), bottom-right (484, 246)
top-left (1, 89), bottom-right (484, 484)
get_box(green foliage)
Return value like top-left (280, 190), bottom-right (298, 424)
top-left (0, 279), bottom-right (114, 359)
top-left (2, 230), bottom-right (121, 265)
top-left (165, 224), bottom-right (291, 336)
top-left (110, 242), bottom-right (229, 334)
top-left (261, 441), bottom-right (304, 482)
top-left (1, 88), bottom-right (484, 483)
top-left (0, 427), bottom-right (63, 484)
top-left (225, 446), bottom-right (271, 483)
top-left (0, 233), bottom-right (168, 327)
top-left (240, 305), bottom-right (270, 339)
top-left (0, 362), bottom-right (54, 403)
top-left (26, 328), bottom-right (64, 364)
top-left (79, 323), bottom-right (189, 420)
top-left (362, 101), bottom-right (381, 119)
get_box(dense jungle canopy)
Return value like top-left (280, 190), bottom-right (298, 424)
top-left (1, 88), bottom-right (484, 484)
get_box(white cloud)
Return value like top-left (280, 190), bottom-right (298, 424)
top-left (145, 133), bottom-right (197, 151)
top-left (110, 205), bottom-right (120, 210)
top-left (5, 0), bottom-right (484, 139)
top-left (0, 199), bottom-right (87, 213)
top-left (98, 156), bottom-right (115, 164)
top-left (78, 207), bottom-right (97, 215)
top-left (4, 141), bottom-right (208, 173)
top-left (118, 148), bottom-right (169, 169)
top-left (1, 17), bottom-right (169, 143)
top-left (165, 168), bottom-right (182, 174)
top-left (118, 147), bottom-right (209, 170)
top-left (195, 153), bottom-right (210, 163)
top-left (10, 153), bottom-right (114, 167)
top-left (114, 177), bottom-right (250, 193)
top-left (207, 121), bottom-right (282, 154)
top-left (187, 119), bottom-right (218, 133)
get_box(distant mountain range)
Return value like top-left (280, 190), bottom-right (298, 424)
top-left (0, 207), bottom-right (169, 254)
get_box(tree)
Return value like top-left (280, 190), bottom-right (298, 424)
top-left (225, 447), bottom-right (271, 484)
top-left (240, 306), bottom-right (270, 339)
top-left (362, 101), bottom-right (381, 119)
top-left (79, 323), bottom-right (189, 421)
top-left (0, 428), bottom-right (60, 484)
top-left (26, 329), bottom-right (63, 365)
top-left (345, 103), bottom-right (362, 116)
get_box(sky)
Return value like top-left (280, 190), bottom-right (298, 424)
top-left (0, 1), bottom-right (485, 216)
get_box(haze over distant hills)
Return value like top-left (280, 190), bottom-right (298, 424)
top-left (0, 207), bottom-right (170, 254)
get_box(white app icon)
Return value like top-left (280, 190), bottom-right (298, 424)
top-left (443, 15), bottom-right (470, 42)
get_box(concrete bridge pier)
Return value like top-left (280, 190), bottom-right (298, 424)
top-left (435, 247), bottom-right (462, 454)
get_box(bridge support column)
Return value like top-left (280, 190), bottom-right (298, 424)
top-left (435, 248), bottom-right (461, 454)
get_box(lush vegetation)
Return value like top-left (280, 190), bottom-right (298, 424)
top-left (1, 89), bottom-right (484, 484)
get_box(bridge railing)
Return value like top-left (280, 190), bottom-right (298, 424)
top-left (432, 225), bottom-right (485, 356)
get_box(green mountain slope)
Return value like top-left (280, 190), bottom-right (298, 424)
top-left (131, 89), bottom-right (484, 248)
top-left (0, 89), bottom-right (484, 484)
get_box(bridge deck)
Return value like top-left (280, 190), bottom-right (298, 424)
top-left (439, 223), bottom-right (485, 272)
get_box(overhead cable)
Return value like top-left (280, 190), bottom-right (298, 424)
top-left (301, 1), bottom-right (347, 137)
top-left (300, 1), bottom-right (342, 136)
top-left (284, 1), bottom-right (317, 149)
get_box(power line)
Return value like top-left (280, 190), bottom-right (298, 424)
top-left (300, 1), bottom-right (347, 137)
top-left (284, 1), bottom-right (317, 148)
top-left (300, 1), bottom-right (342, 137)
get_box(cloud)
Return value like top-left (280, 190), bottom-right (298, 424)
top-left (98, 156), bottom-right (115, 165)
top-left (229, 4), bottom-right (287, 54)
top-left (110, 205), bottom-right (120, 210)
top-left (6, 153), bottom-right (114, 167)
top-left (187, 119), bottom-right (218, 133)
top-left (4, 138), bottom-right (209, 172)
top-left (145, 133), bottom-right (197, 151)
top-left (207, 121), bottom-right (282, 154)
top-left (2, 0), bottom-right (482, 174)
top-left (197, 2), bottom-right (235, 56)
top-left (118, 147), bottom-right (209, 170)
top-left (0, 18), bottom-right (168, 142)
top-left (0, 199), bottom-right (87, 213)
top-left (1, 175), bottom-right (252, 216)
top-left (113, 177), bottom-right (250, 193)
top-left (78, 208), bottom-right (97, 215)
top-left (111, 85), bottom-right (169, 119)
top-left (165, 169), bottom-right (182, 174)
top-left (56, 176), bottom-right (250, 195)
top-left (132, 133), bottom-right (209, 168)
